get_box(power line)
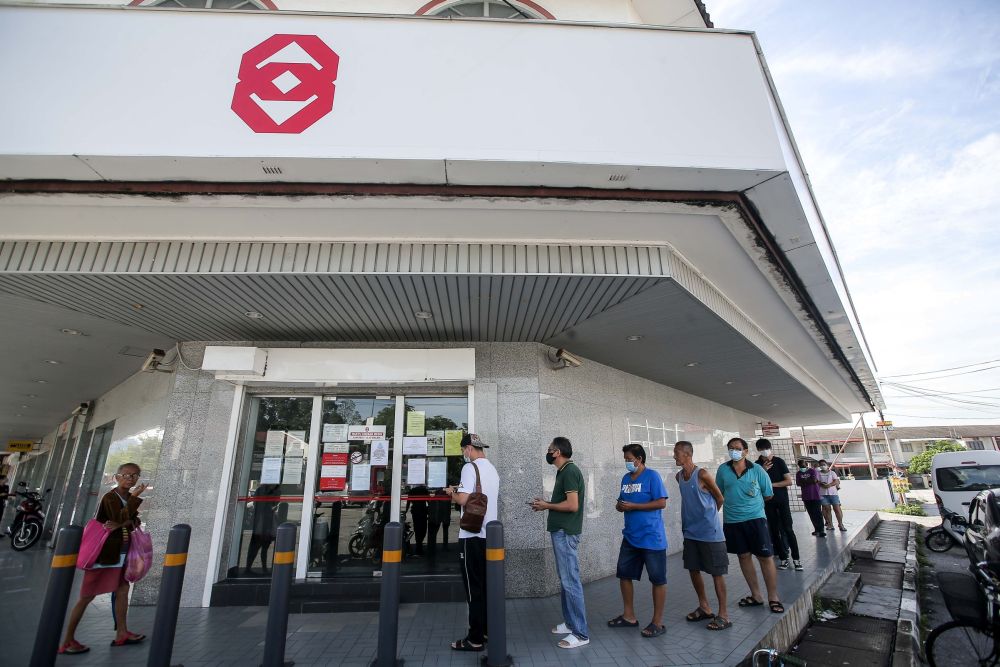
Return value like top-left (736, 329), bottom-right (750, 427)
top-left (881, 383), bottom-right (1000, 397)
top-left (880, 358), bottom-right (1000, 379)
top-left (884, 413), bottom-right (1000, 420)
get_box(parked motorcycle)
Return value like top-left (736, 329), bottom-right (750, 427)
top-left (925, 508), bottom-right (968, 553)
top-left (6, 482), bottom-right (51, 551)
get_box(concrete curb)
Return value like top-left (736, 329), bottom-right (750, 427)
top-left (743, 511), bottom-right (881, 662)
top-left (891, 520), bottom-right (922, 667)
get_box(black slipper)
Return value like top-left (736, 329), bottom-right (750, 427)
top-left (641, 623), bottom-right (666, 638)
top-left (608, 615), bottom-right (639, 627)
top-left (738, 595), bottom-right (764, 607)
top-left (685, 607), bottom-right (713, 622)
top-left (450, 638), bottom-right (484, 651)
top-left (769, 601), bottom-right (785, 614)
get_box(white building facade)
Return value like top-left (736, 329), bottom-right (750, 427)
top-left (0, 0), bottom-right (883, 608)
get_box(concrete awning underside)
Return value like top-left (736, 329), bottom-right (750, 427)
top-left (0, 238), bottom-right (864, 428)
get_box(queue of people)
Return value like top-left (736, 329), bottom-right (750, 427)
top-left (449, 434), bottom-right (846, 652)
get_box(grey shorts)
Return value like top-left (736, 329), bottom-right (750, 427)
top-left (682, 538), bottom-right (729, 576)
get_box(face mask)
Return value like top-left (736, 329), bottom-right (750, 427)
top-left (545, 452), bottom-right (556, 465)
top-left (463, 454), bottom-right (471, 463)
top-left (625, 461), bottom-right (637, 473)
top-left (761, 449), bottom-right (772, 459)
top-left (799, 467), bottom-right (808, 473)
top-left (820, 466), bottom-right (829, 472)
top-left (728, 449), bottom-right (744, 462)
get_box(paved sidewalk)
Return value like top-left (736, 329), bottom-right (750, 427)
top-left (0, 511), bottom-right (874, 666)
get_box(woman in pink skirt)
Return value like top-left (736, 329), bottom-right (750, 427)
top-left (59, 462), bottom-right (147, 655)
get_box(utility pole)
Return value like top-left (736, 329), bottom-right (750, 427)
top-left (859, 413), bottom-right (877, 479)
top-left (878, 409), bottom-right (899, 468)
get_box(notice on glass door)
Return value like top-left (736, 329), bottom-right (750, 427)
top-left (370, 440), bottom-right (390, 466)
top-left (323, 423), bottom-right (349, 443)
top-left (407, 458), bottom-right (426, 485)
top-left (264, 431), bottom-right (285, 457)
top-left (351, 463), bottom-right (371, 492)
top-left (323, 442), bottom-right (349, 454)
top-left (260, 457), bottom-right (282, 484)
top-left (403, 436), bottom-right (427, 455)
top-left (427, 458), bottom-right (448, 488)
top-left (445, 430), bottom-right (464, 456)
top-left (426, 430), bottom-right (444, 456)
top-left (406, 411), bottom-right (426, 436)
top-left (282, 457), bottom-right (304, 485)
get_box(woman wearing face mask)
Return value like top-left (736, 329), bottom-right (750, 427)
top-left (795, 460), bottom-right (826, 537)
top-left (608, 443), bottom-right (669, 638)
top-left (817, 460), bottom-right (847, 532)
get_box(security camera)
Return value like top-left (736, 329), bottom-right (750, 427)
top-left (140, 349), bottom-right (169, 373)
top-left (547, 348), bottom-right (584, 370)
top-left (71, 402), bottom-right (90, 417)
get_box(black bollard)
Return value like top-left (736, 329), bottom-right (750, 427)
top-left (482, 521), bottom-right (513, 667)
top-left (30, 524), bottom-right (82, 667)
top-left (147, 524), bottom-right (192, 667)
top-left (261, 522), bottom-right (296, 667)
top-left (372, 522), bottom-right (403, 667)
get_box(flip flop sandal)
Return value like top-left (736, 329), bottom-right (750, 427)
top-left (685, 607), bottom-right (713, 622)
top-left (126, 632), bottom-right (146, 641)
top-left (558, 634), bottom-right (590, 649)
top-left (607, 615), bottom-right (639, 628)
top-left (769, 601), bottom-right (785, 614)
top-left (738, 596), bottom-right (764, 607)
top-left (707, 616), bottom-right (733, 631)
top-left (110, 636), bottom-right (144, 647)
top-left (641, 623), bottom-right (666, 638)
top-left (450, 638), bottom-right (484, 652)
top-left (58, 641), bottom-right (90, 655)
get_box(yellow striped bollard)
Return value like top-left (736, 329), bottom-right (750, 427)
top-left (147, 523), bottom-right (191, 667)
top-left (262, 522), bottom-right (297, 667)
top-left (30, 524), bottom-right (82, 667)
top-left (374, 521), bottom-right (403, 667)
top-left (485, 521), bottom-right (512, 667)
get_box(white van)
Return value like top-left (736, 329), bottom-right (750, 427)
top-left (931, 450), bottom-right (1000, 519)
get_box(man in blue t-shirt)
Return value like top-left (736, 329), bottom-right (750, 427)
top-left (607, 443), bottom-right (669, 638)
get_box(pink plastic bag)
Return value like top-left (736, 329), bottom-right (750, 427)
top-left (77, 519), bottom-right (110, 570)
top-left (124, 526), bottom-right (153, 583)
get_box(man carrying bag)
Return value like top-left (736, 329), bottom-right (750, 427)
top-left (445, 433), bottom-right (499, 652)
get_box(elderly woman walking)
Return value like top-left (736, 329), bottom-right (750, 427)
top-left (59, 462), bottom-right (147, 655)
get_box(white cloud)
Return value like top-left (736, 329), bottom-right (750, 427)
top-left (771, 44), bottom-right (947, 82)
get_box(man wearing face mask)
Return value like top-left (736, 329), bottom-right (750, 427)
top-left (445, 433), bottom-right (499, 652)
top-left (795, 459), bottom-right (826, 537)
top-left (608, 443), bottom-right (669, 638)
top-left (531, 437), bottom-right (589, 649)
top-left (755, 439), bottom-right (802, 571)
top-left (715, 437), bottom-right (783, 614)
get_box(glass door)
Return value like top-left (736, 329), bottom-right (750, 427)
top-left (229, 396), bottom-right (313, 578)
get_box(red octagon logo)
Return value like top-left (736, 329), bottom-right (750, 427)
top-left (231, 34), bottom-right (340, 134)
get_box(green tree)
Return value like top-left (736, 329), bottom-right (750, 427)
top-left (907, 440), bottom-right (966, 474)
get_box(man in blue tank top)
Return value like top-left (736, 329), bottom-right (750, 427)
top-left (673, 440), bottom-right (731, 631)
top-left (607, 443), bottom-right (668, 638)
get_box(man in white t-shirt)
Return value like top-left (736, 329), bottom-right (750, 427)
top-left (444, 433), bottom-right (500, 652)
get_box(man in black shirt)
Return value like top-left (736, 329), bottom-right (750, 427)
top-left (755, 439), bottom-right (801, 571)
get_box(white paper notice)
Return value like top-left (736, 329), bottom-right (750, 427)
top-left (407, 458), bottom-right (426, 485)
top-left (403, 436), bottom-right (427, 455)
top-left (321, 464), bottom-right (347, 478)
top-left (285, 442), bottom-right (305, 458)
top-left (287, 430), bottom-right (307, 445)
top-left (426, 431), bottom-right (444, 456)
top-left (427, 459), bottom-right (448, 488)
top-left (260, 457), bottom-right (282, 484)
top-left (370, 440), bottom-right (390, 466)
top-left (323, 442), bottom-right (350, 454)
top-left (282, 457), bottom-right (304, 484)
top-left (323, 423), bottom-right (349, 443)
top-left (264, 431), bottom-right (285, 457)
top-left (351, 463), bottom-right (371, 492)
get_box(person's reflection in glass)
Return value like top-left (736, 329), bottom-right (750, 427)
top-left (428, 489), bottom-right (452, 555)
top-left (245, 483), bottom-right (279, 575)
top-left (408, 486), bottom-right (429, 557)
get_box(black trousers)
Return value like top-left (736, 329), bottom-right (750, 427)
top-left (764, 499), bottom-right (800, 560)
top-left (803, 500), bottom-right (826, 536)
top-left (459, 537), bottom-right (488, 643)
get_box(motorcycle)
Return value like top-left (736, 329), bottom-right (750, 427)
top-left (925, 508), bottom-right (968, 553)
top-left (6, 482), bottom-right (51, 551)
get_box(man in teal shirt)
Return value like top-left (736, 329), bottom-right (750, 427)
top-left (531, 436), bottom-right (589, 649)
top-left (715, 437), bottom-right (783, 614)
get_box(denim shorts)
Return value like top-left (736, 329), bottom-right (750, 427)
top-left (616, 538), bottom-right (667, 585)
top-left (820, 495), bottom-right (841, 506)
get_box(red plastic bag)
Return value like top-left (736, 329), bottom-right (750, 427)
top-left (77, 519), bottom-right (110, 570)
top-left (125, 526), bottom-right (153, 583)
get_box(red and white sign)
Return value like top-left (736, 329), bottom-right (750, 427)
top-left (231, 34), bottom-right (340, 134)
top-left (348, 425), bottom-right (387, 442)
top-left (761, 422), bottom-right (780, 437)
top-left (322, 452), bottom-right (348, 466)
top-left (319, 477), bottom-right (346, 491)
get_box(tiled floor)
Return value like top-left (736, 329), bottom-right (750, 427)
top-left (0, 511), bottom-right (874, 666)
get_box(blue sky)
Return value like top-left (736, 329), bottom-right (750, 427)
top-left (709, 0), bottom-right (1000, 426)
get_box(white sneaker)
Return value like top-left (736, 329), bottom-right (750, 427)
top-left (551, 622), bottom-right (571, 635)
top-left (558, 633), bottom-right (590, 649)
top-left (794, 560), bottom-right (804, 571)
top-left (777, 559), bottom-right (790, 570)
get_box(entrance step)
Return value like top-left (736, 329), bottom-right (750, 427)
top-left (851, 539), bottom-right (881, 559)
top-left (795, 615), bottom-right (895, 666)
top-left (852, 584), bottom-right (902, 621)
top-left (815, 572), bottom-right (862, 617)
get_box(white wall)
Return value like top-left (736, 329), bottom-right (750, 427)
top-left (838, 479), bottom-right (893, 511)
